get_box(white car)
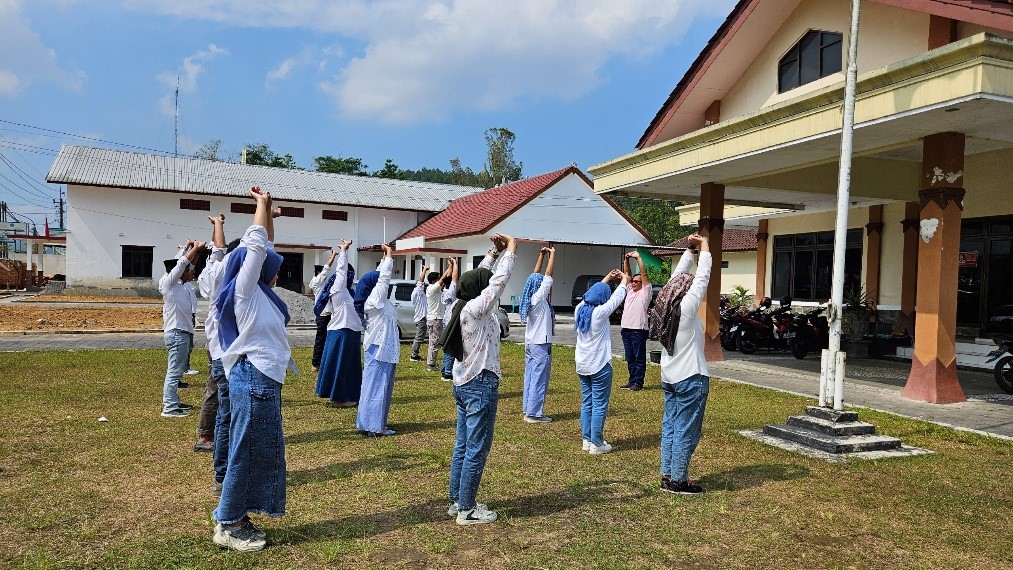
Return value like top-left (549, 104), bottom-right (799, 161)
top-left (385, 279), bottom-right (510, 340)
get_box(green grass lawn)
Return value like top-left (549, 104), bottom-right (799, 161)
top-left (1, 343), bottom-right (1010, 569)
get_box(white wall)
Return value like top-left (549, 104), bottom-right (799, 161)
top-left (67, 184), bottom-right (420, 292)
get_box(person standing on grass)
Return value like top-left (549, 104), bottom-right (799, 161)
top-left (315, 239), bottom-right (362, 408)
top-left (440, 233), bottom-right (516, 526)
top-left (193, 214), bottom-right (229, 453)
top-left (356, 243), bottom-right (400, 437)
top-left (426, 264), bottom-right (454, 371)
top-left (650, 233), bottom-right (712, 495)
top-left (409, 264), bottom-right (429, 361)
top-left (309, 251), bottom-right (338, 373)
top-left (520, 246), bottom-right (556, 424)
top-left (574, 268), bottom-right (629, 455)
top-left (213, 187), bottom-right (291, 553)
top-left (620, 251), bottom-right (652, 391)
top-left (440, 258), bottom-right (459, 381)
top-left (159, 239), bottom-right (205, 418)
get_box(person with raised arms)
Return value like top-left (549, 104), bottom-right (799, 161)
top-left (315, 239), bottom-right (362, 408)
top-left (355, 243), bottom-right (400, 437)
top-left (519, 246), bottom-right (556, 424)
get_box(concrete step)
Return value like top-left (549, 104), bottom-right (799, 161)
top-left (804, 406), bottom-right (858, 423)
top-left (762, 423), bottom-right (902, 454)
top-left (895, 340), bottom-right (1003, 370)
top-left (787, 415), bottom-right (877, 436)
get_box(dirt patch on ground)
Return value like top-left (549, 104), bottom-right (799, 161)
top-left (0, 305), bottom-right (161, 331)
top-left (24, 295), bottom-right (161, 304)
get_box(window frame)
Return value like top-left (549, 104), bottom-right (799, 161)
top-left (121, 245), bottom-right (154, 279)
top-left (778, 30), bottom-right (843, 93)
top-left (771, 229), bottom-right (863, 302)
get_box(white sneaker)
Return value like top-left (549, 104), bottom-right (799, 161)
top-left (588, 441), bottom-right (613, 455)
top-left (213, 522), bottom-right (266, 552)
top-left (523, 415), bottom-right (552, 423)
top-left (582, 439), bottom-right (591, 451)
top-left (456, 504), bottom-right (498, 525)
top-left (447, 501), bottom-right (487, 517)
top-left (184, 369), bottom-right (200, 376)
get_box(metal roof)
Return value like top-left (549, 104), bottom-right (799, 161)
top-left (46, 145), bottom-right (482, 212)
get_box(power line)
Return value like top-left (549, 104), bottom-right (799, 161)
top-left (0, 151), bottom-right (56, 198)
top-left (0, 118), bottom-right (168, 154)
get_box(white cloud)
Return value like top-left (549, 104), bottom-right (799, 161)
top-left (0, 0), bottom-right (85, 96)
top-left (127, 0), bottom-right (736, 124)
top-left (157, 43), bottom-right (229, 93)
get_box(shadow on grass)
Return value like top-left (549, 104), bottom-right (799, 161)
top-left (695, 463), bottom-right (810, 491)
top-left (286, 427), bottom-right (359, 445)
top-left (287, 452), bottom-right (419, 487)
top-left (390, 420), bottom-right (457, 434)
top-left (281, 479), bottom-right (650, 544)
top-left (610, 433), bottom-right (661, 452)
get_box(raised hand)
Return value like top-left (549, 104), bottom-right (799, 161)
top-left (381, 243), bottom-right (392, 257)
top-left (340, 239), bottom-right (353, 251)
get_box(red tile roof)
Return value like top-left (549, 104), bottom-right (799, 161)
top-left (398, 166), bottom-right (591, 242)
top-left (653, 227), bottom-right (757, 255)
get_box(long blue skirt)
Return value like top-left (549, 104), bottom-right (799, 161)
top-left (214, 357), bottom-right (286, 524)
top-left (315, 328), bottom-right (363, 404)
top-left (356, 344), bottom-right (396, 434)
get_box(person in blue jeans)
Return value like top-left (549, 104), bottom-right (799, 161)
top-left (159, 240), bottom-right (205, 417)
top-left (649, 233), bottom-right (712, 495)
top-left (440, 258), bottom-right (459, 380)
top-left (574, 269), bottom-right (628, 454)
top-left (620, 251), bottom-right (652, 391)
top-left (440, 234), bottom-right (515, 525)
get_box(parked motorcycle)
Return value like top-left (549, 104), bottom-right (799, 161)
top-left (787, 306), bottom-right (828, 360)
top-left (719, 301), bottom-right (743, 352)
top-left (736, 297), bottom-right (794, 355)
top-left (985, 337), bottom-right (1013, 394)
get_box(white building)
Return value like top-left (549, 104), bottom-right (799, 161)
top-left (46, 145), bottom-right (482, 294)
top-left (394, 166), bottom-right (653, 308)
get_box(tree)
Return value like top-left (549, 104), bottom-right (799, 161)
top-left (244, 143), bottom-right (300, 169)
top-left (449, 158), bottom-right (486, 187)
top-left (314, 155), bottom-right (368, 176)
top-left (610, 194), bottom-right (692, 246)
top-left (372, 159), bottom-right (407, 180)
top-left (193, 139), bottom-right (225, 161)
top-left (480, 127), bottom-right (522, 187)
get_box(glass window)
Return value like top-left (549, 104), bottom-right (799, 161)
top-left (778, 30), bottom-right (844, 93)
top-left (771, 229), bottom-right (863, 301)
top-left (772, 251), bottom-right (792, 299)
top-left (393, 284), bottom-right (413, 302)
top-left (122, 245), bottom-right (153, 278)
top-left (792, 250), bottom-right (815, 300)
top-left (795, 233), bottom-right (816, 247)
top-left (774, 236), bottom-right (793, 249)
top-left (989, 218), bottom-right (1013, 235)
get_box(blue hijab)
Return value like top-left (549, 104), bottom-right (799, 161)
top-left (519, 273), bottom-right (544, 322)
top-left (574, 282), bottom-right (611, 334)
top-left (353, 270), bottom-right (380, 327)
top-left (216, 246), bottom-right (289, 351)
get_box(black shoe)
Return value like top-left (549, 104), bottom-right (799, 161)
top-left (663, 480), bottom-right (704, 495)
top-left (628, 384), bottom-right (643, 392)
top-left (178, 381), bottom-right (190, 389)
top-left (409, 355), bottom-right (423, 362)
top-left (179, 403), bottom-right (193, 409)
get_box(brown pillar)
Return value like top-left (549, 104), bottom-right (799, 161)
top-left (865, 205), bottom-right (884, 304)
top-left (698, 183), bottom-right (725, 362)
top-left (928, 15), bottom-right (958, 50)
top-left (894, 202), bottom-right (920, 335)
top-left (903, 132), bottom-right (966, 404)
top-left (755, 219), bottom-right (768, 305)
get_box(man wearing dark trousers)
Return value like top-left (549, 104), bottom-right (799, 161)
top-left (621, 251), bottom-right (652, 391)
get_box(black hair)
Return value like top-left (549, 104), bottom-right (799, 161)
top-left (226, 238), bottom-right (241, 254)
top-left (441, 275), bottom-right (452, 287)
top-left (426, 271), bottom-right (440, 284)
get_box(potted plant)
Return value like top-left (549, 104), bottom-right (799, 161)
top-left (842, 286), bottom-right (876, 343)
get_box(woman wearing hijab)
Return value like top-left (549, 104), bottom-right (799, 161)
top-left (212, 187), bottom-right (290, 553)
top-left (520, 246), bottom-right (556, 423)
top-left (574, 268), bottom-right (629, 455)
top-left (648, 233), bottom-right (711, 495)
top-left (439, 233), bottom-right (516, 526)
top-left (355, 243), bottom-right (399, 437)
top-left (315, 239), bottom-right (362, 407)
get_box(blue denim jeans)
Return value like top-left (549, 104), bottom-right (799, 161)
top-left (162, 329), bottom-right (193, 413)
top-left (449, 370), bottom-right (500, 511)
top-left (211, 358), bottom-right (230, 484)
top-left (523, 343), bottom-right (552, 418)
top-left (578, 362), bottom-right (613, 446)
top-left (621, 328), bottom-right (649, 388)
top-left (214, 357), bottom-right (286, 525)
top-left (441, 352), bottom-right (455, 377)
top-left (660, 375), bottom-right (709, 482)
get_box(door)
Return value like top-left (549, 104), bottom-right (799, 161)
top-left (278, 252), bottom-right (304, 294)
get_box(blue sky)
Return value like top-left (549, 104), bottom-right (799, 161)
top-left (0, 0), bottom-right (736, 230)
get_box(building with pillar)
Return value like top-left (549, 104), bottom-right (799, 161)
top-left (589, 0), bottom-right (1013, 403)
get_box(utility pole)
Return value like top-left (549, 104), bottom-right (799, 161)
top-left (174, 76), bottom-right (179, 191)
top-left (53, 187), bottom-right (65, 229)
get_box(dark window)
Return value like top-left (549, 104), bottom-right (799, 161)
top-left (778, 30), bottom-right (843, 93)
top-left (322, 209), bottom-right (348, 221)
top-left (279, 207), bottom-right (304, 218)
top-left (772, 229), bottom-right (862, 301)
top-left (230, 202), bottom-right (256, 214)
top-left (393, 284), bottom-right (414, 302)
top-left (473, 255), bottom-right (484, 269)
top-left (180, 198), bottom-right (210, 211)
top-left (122, 245), bottom-right (153, 278)
top-left (721, 260), bottom-right (729, 269)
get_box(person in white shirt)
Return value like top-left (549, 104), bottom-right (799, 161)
top-left (520, 246), bottom-right (556, 423)
top-left (173, 241), bottom-right (202, 380)
top-left (355, 243), bottom-right (400, 437)
top-left (409, 264), bottom-right (429, 361)
top-left (439, 233), bottom-right (516, 526)
top-left (574, 268), bottom-right (629, 455)
top-left (194, 213), bottom-right (228, 453)
top-left (212, 187), bottom-right (291, 553)
top-left (439, 258), bottom-right (459, 380)
top-left (649, 233), bottom-right (711, 495)
top-left (315, 239), bottom-right (362, 408)
top-left (425, 264), bottom-right (454, 370)
top-left (309, 250), bottom-right (337, 372)
top-left (159, 240), bottom-right (206, 418)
